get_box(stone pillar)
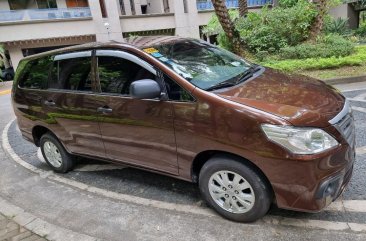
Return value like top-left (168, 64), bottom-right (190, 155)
top-left (134, 0), bottom-right (143, 15)
top-left (173, 0), bottom-right (199, 38)
top-left (88, 0), bottom-right (124, 42)
top-left (123, 0), bottom-right (133, 15)
top-left (6, 46), bottom-right (24, 70)
top-left (56, 0), bottom-right (67, 9)
top-left (0, 0), bottom-right (10, 10)
top-left (347, 4), bottom-right (360, 29)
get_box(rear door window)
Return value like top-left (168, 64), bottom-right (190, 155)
top-left (18, 56), bottom-right (53, 89)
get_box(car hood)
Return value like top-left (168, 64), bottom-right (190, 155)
top-left (216, 68), bottom-right (345, 127)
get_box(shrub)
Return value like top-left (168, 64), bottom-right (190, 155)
top-left (355, 23), bottom-right (366, 37)
top-left (278, 34), bottom-right (355, 59)
top-left (261, 45), bottom-right (366, 72)
top-left (324, 18), bottom-right (351, 36)
top-left (234, 1), bottom-right (317, 53)
top-left (278, 0), bottom-right (300, 8)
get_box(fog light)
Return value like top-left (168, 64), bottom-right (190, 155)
top-left (316, 174), bottom-right (342, 199)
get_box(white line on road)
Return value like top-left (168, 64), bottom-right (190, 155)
top-left (352, 106), bottom-right (366, 114)
top-left (3, 119), bottom-right (366, 234)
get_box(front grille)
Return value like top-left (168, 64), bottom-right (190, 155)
top-left (332, 101), bottom-right (355, 147)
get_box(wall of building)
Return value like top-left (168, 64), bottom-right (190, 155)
top-left (0, 0), bottom-right (10, 10)
top-left (330, 3), bottom-right (360, 29)
top-left (146, 0), bottom-right (164, 14)
top-left (0, 19), bottom-right (95, 43)
top-left (56, 0), bottom-right (68, 9)
top-left (120, 14), bottom-right (175, 32)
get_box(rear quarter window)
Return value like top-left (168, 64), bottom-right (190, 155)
top-left (18, 55), bottom-right (53, 89)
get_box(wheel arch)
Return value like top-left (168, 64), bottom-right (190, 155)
top-left (32, 125), bottom-right (51, 147)
top-left (191, 150), bottom-right (274, 197)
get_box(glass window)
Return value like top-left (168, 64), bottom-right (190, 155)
top-left (36, 0), bottom-right (58, 9)
top-left (49, 57), bottom-right (92, 91)
top-left (8, 0), bottom-right (32, 9)
top-left (144, 39), bottom-right (252, 90)
top-left (97, 56), bottom-right (155, 95)
top-left (163, 74), bottom-right (194, 102)
top-left (18, 56), bottom-right (53, 89)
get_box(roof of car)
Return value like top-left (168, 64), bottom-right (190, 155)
top-left (124, 36), bottom-right (189, 48)
top-left (20, 36), bottom-right (190, 61)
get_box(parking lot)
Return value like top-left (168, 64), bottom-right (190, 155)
top-left (1, 82), bottom-right (366, 240)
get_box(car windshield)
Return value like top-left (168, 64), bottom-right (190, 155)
top-left (142, 39), bottom-right (252, 90)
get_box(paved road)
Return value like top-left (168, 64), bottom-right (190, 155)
top-left (1, 83), bottom-right (366, 240)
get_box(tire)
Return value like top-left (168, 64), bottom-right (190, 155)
top-left (199, 155), bottom-right (272, 222)
top-left (40, 132), bottom-right (75, 173)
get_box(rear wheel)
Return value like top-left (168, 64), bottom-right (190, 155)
top-left (40, 133), bottom-right (75, 173)
top-left (199, 156), bottom-right (272, 222)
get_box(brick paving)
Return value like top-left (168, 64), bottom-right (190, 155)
top-left (0, 213), bottom-right (46, 241)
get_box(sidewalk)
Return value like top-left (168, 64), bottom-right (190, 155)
top-left (0, 213), bottom-right (46, 241)
top-left (0, 81), bottom-right (12, 95)
top-left (0, 83), bottom-right (46, 241)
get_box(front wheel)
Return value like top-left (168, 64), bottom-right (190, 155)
top-left (40, 133), bottom-right (75, 173)
top-left (199, 156), bottom-right (272, 222)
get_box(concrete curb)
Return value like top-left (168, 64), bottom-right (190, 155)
top-left (324, 75), bottom-right (366, 85)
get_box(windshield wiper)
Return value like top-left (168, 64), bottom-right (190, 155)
top-left (205, 81), bottom-right (236, 91)
top-left (235, 65), bottom-right (262, 84)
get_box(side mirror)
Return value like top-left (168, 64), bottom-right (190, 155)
top-left (130, 79), bottom-right (161, 99)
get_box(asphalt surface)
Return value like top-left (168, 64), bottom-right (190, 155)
top-left (2, 85), bottom-right (366, 240)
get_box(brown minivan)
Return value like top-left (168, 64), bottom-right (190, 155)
top-left (12, 36), bottom-right (355, 222)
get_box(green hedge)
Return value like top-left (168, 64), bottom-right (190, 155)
top-left (278, 35), bottom-right (355, 59)
top-left (261, 45), bottom-right (366, 72)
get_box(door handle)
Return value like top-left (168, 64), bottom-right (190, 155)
top-left (97, 106), bottom-right (113, 114)
top-left (44, 100), bottom-right (56, 107)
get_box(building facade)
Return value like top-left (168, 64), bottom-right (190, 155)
top-left (0, 0), bottom-right (362, 70)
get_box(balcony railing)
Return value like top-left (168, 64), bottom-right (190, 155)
top-left (197, 0), bottom-right (273, 11)
top-left (0, 7), bottom-right (91, 22)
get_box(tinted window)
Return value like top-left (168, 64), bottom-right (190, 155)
top-left (163, 74), bottom-right (194, 102)
top-left (19, 56), bottom-right (53, 89)
top-left (49, 57), bottom-right (92, 91)
top-left (98, 56), bottom-right (155, 95)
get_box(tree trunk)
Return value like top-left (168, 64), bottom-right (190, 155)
top-left (0, 47), bottom-right (10, 69)
top-left (211, 0), bottom-right (246, 56)
top-left (239, 0), bottom-right (248, 18)
top-left (308, 0), bottom-right (327, 42)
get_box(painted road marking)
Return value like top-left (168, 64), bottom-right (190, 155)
top-left (352, 106), bottom-right (366, 114)
top-left (3, 119), bottom-right (366, 234)
top-left (0, 89), bottom-right (11, 95)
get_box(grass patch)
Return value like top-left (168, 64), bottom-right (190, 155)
top-left (260, 45), bottom-right (366, 72)
top-left (300, 65), bottom-right (366, 80)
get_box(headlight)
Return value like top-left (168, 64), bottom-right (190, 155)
top-left (261, 124), bottom-right (338, 154)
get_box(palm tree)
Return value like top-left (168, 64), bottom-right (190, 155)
top-left (238, 0), bottom-right (248, 18)
top-left (211, 0), bottom-right (246, 56)
top-left (308, 0), bottom-right (327, 42)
